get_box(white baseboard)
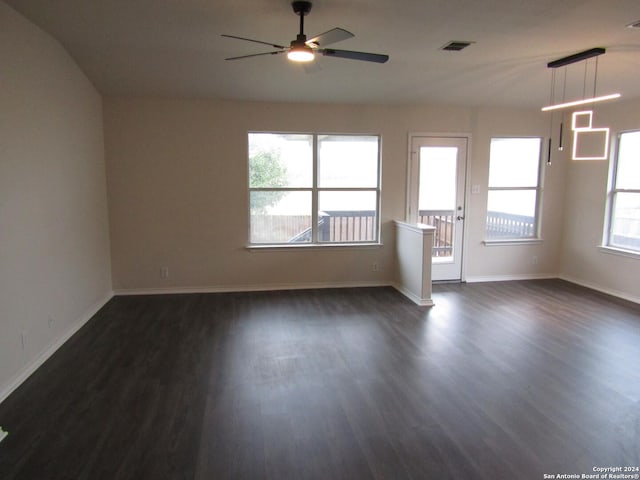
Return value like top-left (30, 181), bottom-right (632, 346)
top-left (464, 273), bottom-right (558, 283)
top-left (0, 290), bottom-right (114, 405)
top-left (558, 275), bottom-right (640, 305)
top-left (118, 281), bottom-right (436, 307)
top-left (392, 284), bottom-right (434, 306)
top-left (460, 273), bottom-right (639, 305)
top-left (113, 281), bottom-right (392, 296)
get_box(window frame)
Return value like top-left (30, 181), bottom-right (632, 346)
top-left (247, 131), bottom-right (382, 247)
top-left (602, 129), bottom-right (640, 257)
top-left (484, 136), bottom-right (544, 244)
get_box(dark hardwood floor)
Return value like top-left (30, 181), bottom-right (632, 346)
top-left (1, 280), bottom-right (639, 479)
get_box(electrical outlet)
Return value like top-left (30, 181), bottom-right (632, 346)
top-left (160, 266), bottom-right (169, 279)
top-left (532, 255), bottom-right (539, 265)
top-left (372, 262), bottom-right (379, 272)
top-left (20, 331), bottom-right (27, 350)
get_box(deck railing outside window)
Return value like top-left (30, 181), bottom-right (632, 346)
top-left (252, 209), bottom-right (536, 248)
top-left (485, 211), bottom-right (536, 239)
top-left (284, 210), bottom-right (377, 243)
top-left (251, 210), bottom-right (378, 244)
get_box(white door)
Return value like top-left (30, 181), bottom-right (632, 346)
top-left (408, 136), bottom-right (468, 281)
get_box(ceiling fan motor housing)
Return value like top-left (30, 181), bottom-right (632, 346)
top-left (292, 34), bottom-right (307, 46)
top-left (292, 1), bottom-right (312, 16)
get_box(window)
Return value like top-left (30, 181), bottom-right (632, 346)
top-left (486, 137), bottom-right (542, 240)
top-left (605, 130), bottom-right (640, 253)
top-left (248, 133), bottom-right (381, 245)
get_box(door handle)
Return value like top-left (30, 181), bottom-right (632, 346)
top-left (457, 215), bottom-right (465, 220)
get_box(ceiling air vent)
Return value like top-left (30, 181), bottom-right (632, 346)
top-left (626, 20), bottom-right (640, 29)
top-left (441, 41), bottom-right (474, 51)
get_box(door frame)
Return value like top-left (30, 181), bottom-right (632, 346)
top-left (406, 132), bottom-right (472, 282)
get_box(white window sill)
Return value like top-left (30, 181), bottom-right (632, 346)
top-left (598, 245), bottom-right (640, 260)
top-left (247, 242), bottom-right (383, 251)
top-left (483, 238), bottom-right (543, 246)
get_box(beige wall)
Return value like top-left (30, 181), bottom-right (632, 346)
top-left (0, 2), bottom-right (112, 399)
top-left (464, 108), bottom-right (567, 280)
top-left (104, 98), bottom-right (563, 292)
top-left (559, 99), bottom-right (640, 302)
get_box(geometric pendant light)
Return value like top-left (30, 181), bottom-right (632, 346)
top-left (542, 47), bottom-right (621, 162)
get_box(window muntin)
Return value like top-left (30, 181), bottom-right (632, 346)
top-left (606, 131), bottom-right (640, 252)
top-left (486, 137), bottom-right (542, 240)
top-left (248, 132), bottom-right (381, 245)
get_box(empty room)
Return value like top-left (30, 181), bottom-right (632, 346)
top-left (1, 1), bottom-right (639, 479)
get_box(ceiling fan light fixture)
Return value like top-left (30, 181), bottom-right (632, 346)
top-left (287, 45), bottom-right (315, 62)
top-left (287, 47), bottom-right (315, 62)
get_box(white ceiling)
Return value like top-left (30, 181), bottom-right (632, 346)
top-left (6, 0), bottom-right (640, 108)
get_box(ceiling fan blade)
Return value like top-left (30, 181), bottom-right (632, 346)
top-left (221, 34), bottom-right (286, 50)
top-left (320, 49), bottom-right (389, 63)
top-left (225, 50), bottom-right (285, 61)
top-left (306, 28), bottom-right (354, 48)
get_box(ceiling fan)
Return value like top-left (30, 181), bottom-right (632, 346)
top-left (222, 1), bottom-right (389, 64)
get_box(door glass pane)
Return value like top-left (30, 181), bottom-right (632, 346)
top-left (318, 191), bottom-right (377, 242)
top-left (250, 191), bottom-right (312, 243)
top-left (419, 147), bottom-right (457, 259)
top-left (486, 190), bottom-right (537, 239)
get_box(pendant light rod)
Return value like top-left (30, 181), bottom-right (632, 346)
top-left (547, 47), bottom-right (605, 69)
top-left (558, 122), bottom-right (564, 151)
